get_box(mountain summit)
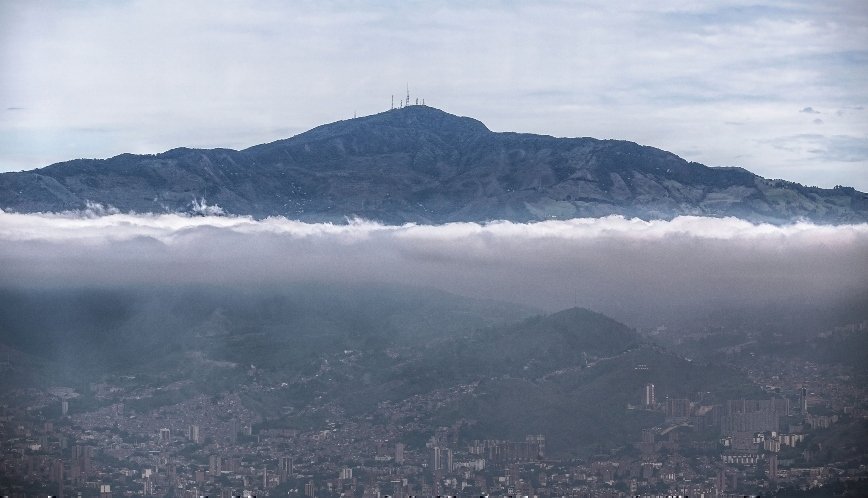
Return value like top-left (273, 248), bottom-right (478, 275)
top-left (1, 106), bottom-right (865, 223)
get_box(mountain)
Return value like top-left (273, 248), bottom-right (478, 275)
top-left (0, 284), bottom-right (756, 455)
top-left (0, 283), bottom-right (536, 382)
top-left (1, 105), bottom-right (865, 223)
top-left (381, 307), bottom-right (757, 454)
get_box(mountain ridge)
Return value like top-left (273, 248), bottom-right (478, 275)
top-left (1, 105), bottom-right (866, 223)
top-left (0, 284), bottom-right (757, 455)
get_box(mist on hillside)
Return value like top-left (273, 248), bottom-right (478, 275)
top-left (1, 208), bottom-right (865, 329)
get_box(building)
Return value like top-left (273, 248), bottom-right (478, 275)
top-left (159, 428), bottom-right (170, 444)
top-left (279, 456), bottom-right (293, 482)
top-left (721, 398), bottom-right (789, 434)
top-left (430, 446), bottom-right (442, 471)
top-left (189, 424), bottom-right (200, 444)
top-left (666, 398), bottom-right (691, 418)
top-left (395, 443), bottom-right (405, 464)
top-left (470, 438), bottom-right (543, 463)
top-left (769, 454), bottom-right (778, 483)
top-left (641, 428), bottom-right (655, 444)
top-left (72, 445), bottom-right (93, 476)
top-left (429, 446), bottom-right (452, 472)
top-left (644, 383), bottom-right (656, 407)
top-left (526, 434), bottom-right (546, 458)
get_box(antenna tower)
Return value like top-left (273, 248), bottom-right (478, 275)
top-left (406, 84), bottom-right (410, 107)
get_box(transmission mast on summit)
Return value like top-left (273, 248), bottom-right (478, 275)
top-left (406, 84), bottom-right (411, 107)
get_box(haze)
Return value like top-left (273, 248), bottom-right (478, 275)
top-left (1, 208), bottom-right (865, 327)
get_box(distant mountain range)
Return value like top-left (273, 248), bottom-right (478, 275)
top-left (1, 105), bottom-right (865, 223)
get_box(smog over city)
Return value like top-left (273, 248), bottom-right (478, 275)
top-left (1, 1), bottom-right (867, 497)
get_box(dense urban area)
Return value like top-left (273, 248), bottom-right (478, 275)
top-left (1, 319), bottom-right (866, 498)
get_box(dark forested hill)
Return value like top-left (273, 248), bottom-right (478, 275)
top-left (1, 105), bottom-right (865, 223)
top-left (0, 284), bottom-right (756, 454)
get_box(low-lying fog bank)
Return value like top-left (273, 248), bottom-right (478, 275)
top-left (1, 209), bottom-right (866, 328)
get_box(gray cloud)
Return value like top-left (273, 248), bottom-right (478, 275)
top-left (1, 210), bottom-right (865, 327)
top-left (821, 135), bottom-right (868, 162)
top-left (800, 107), bottom-right (820, 114)
top-left (766, 134), bottom-right (868, 163)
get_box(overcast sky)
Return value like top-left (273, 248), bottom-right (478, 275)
top-left (1, 0), bottom-right (867, 190)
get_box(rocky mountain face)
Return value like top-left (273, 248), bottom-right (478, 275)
top-left (1, 105), bottom-right (865, 223)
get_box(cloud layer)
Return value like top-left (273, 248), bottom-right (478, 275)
top-left (1, 210), bottom-right (865, 327)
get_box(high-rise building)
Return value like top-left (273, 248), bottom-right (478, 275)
top-left (641, 429), bottom-right (655, 444)
top-left (279, 456), bottom-right (293, 482)
top-left (189, 424), bottom-right (200, 444)
top-left (209, 455), bottom-right (221, 475)
top-left (800, 386), bottom-right (808, 413)
top-left (430, 446), bottom-right (442, 471)
top-left (159, 428), bottom-right (170, 444)
top-left (143, 476), bottom-right (153, 496)
top-left (429, 447), bottom-right (453, 472)
top-left (61, 400), bottom-right (69, 416)
top-left (508, 464), bottom-right (519, 485)
top-left (644, 383), bottom-right (656, 407)
top-left (526, 434), bottom-right (546, 458)
top-left (391, 479), bottom-right (405, 498)
top-left (78, 445), bottom-right (93, 476)
top-left (51, 458), bottom-right (64, 482)
top-left (666, 398), bottom-right (691, 418)
top-left (99, 484), bottom-right (112, 498)
top-left (769, 454), bottom-right (778, 483)
top-left (340, 467), bottom-right (353, 480)
top-left (52, 458), bottom-right (64, 498)
top-left (395, 443), bottom-right (405, 464)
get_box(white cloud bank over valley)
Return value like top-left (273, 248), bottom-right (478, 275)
top-left (1, 210), bottom-right (865, 326)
